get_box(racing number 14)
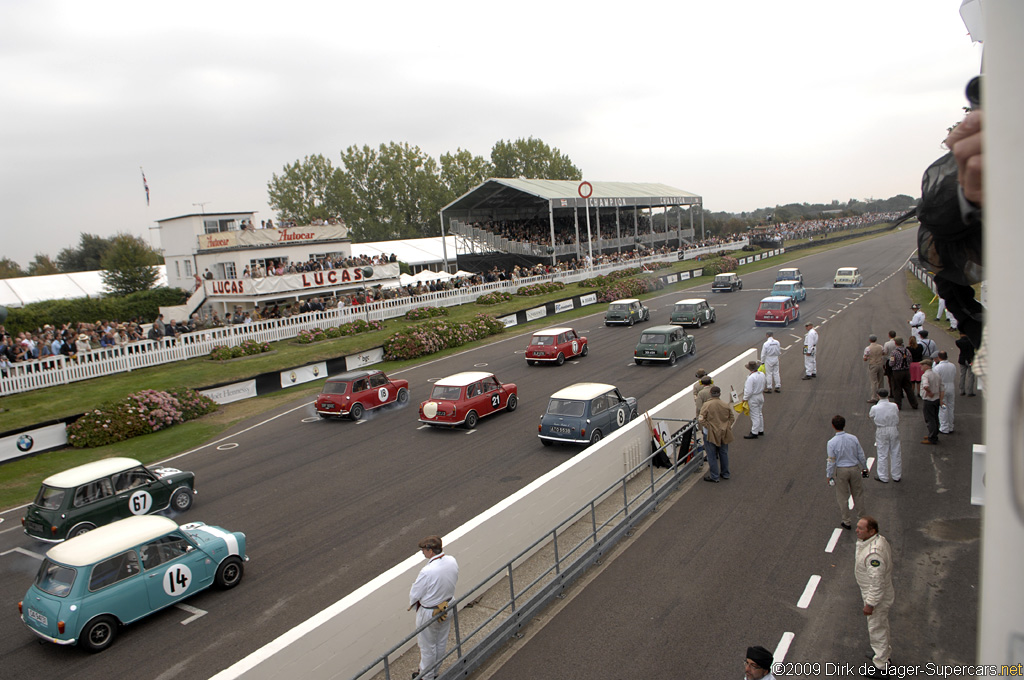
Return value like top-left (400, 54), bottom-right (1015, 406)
top-left (166, 565), bottom-right (190, 595)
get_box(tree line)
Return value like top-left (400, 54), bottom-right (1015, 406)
top-left (266, 137), bottom-right (582, 242)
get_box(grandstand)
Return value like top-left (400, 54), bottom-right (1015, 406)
top-left (440, 179), bottom-right (702, 273)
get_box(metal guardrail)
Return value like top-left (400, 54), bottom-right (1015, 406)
top-left (352, 419), bottom-right (702, 680)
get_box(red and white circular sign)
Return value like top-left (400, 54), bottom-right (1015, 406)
top-left (578, 181), bottom-right (593, 199)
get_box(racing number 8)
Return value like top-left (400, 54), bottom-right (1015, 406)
top-left (616, 408), bottom-right (626, 427)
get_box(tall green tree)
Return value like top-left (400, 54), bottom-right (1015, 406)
top-left (337, 142), bottom-right (446, 242)
top-left (266, 154), bottom-right (344, 225)
top-left (57, 233), bottom-right (113, 272)
top-left (439, 148), bottom-right (494, 198)
top-left (27, 254), bottom-right (60, 276)
top-left (490, 137), bottom-right (582, 180)
top-left (100, 233), bottom-right (161, 296)
top-left (0, 257), bottom-right (25, 279)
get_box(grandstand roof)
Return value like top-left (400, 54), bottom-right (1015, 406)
top-left (441, 178), bottom-right (702, 216)
top-left (0, 268), bottom-right (168, 309)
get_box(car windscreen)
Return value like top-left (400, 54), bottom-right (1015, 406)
top-left (759, 302), bottom-right (783, 310)
top-left (674, 304), bottom-right (695, 312)
top-left (530, 335), bottom-right (555, 346)
top-left (35, 559), bottom-right (76, 597)
top-left (430, 385), bottom-right (463, 400)
top-left (639, 333), bottom-right (667, 344)
top-left (322, 382), bottom-right (348, 395)
top-left (34, 485), bottom-right (65, 510)
top-left (546, 399), bottom-right (586, 417)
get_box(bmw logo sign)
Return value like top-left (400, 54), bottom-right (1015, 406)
top-left (17, 434), bottom-right (33, 452)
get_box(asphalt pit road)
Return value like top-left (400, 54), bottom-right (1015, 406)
top-left (500, 476), bottom-right (522, 483)
top-left (921, 517), bottom-right (980, 543)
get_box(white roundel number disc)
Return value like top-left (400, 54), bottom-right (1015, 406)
top-left (378, 387), bottom-right (389, 402)
top-left (129, 490), bottom-right (153, 515)
top-left (617, 409), bottom-right (626, 427)
top-left (163, 564), bottom-right (193, 597)
top-left (571, 341), bottom-right (578, 354)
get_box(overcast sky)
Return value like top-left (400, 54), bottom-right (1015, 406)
top-left (1, 0), bottom-right (982, 266)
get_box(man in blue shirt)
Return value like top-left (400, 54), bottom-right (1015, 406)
top-left (826, 415), bottom-right (869, 530)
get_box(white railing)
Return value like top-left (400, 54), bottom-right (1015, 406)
top-left (1, 253), bottom-right (695, 397)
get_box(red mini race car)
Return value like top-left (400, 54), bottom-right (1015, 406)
top-left (525, 327), bottom-right (588, 366)
top-left (418, 372), bottom-right (518, 429)
top-left (315, 369), bottom-right (410, 420)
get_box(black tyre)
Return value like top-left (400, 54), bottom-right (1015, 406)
top-left (541, 438), bottom-right (553, 447)
top-left (589, 430), bottom-right (603, 445)
top-left (668, 352), bottom-right (677, 366)
top-left (580, 345), bottom-right (589, 357)
top-left (527, 360), bottom-right (536, 366)
top-left (635, 359), bottom-right (644, 365)
top-left (630, 408), bottom-right (639, 420)
top-left (696, 317), bottom-right (702, 328)
top-left (689, 342), bottom-right (696, 355)
top-left (396, 387), bottom-right (409, 405)
top-left (81, 615), bottom-right (118, 653)
top-left (556, 353), bottom-right (565, 366)
top-left (711, 312), bottom-right (717, 323)
top-left (67, 523), bottom-right (95, 540)
top-left (506, 394), bottom-right (518, 412)
top-left (464, 411), bottom-right (479, 429)
top-left (628, 317), bottom-right (634, 326)
top-left (349, 403), bottom-right (364, 420)
top-left (215, 555), bottom-right (244, 589)
top-left (171, 487), bottom-right (193, 512)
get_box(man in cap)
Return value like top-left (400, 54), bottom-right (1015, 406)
top-left (744, 645), bottom-right (776, 679)
top-left (409, 535), bottom-right (459, 680)
top-left (855, 516), bottom-right (895, 674)
top-left (742, 360), bottom-right (766, 439)
top-left (760, 331), bottom-right (782, 393)
top-left (801, 322), bottom-right (818, 379)
top-left (694, 375), bottom-right (715, 416)
top-left (698, 385), bottom-right (735, 482)
top-left (692, 369), bottom-right (711, 407)
top-left (908, 304), bottom-right (925, 342)
top-left (919, 358), bottom-right (943, 445)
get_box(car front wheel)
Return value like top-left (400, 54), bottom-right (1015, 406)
top-left (506, 394), bottom-right (518, 412)
top-left (349, 403), bottom-right (364, 421)
top-left (580, 345), bottom-right (589, 357)
top-left (81, 615), bottom-right (118, 653)
top-left (171, 487), bottom-right (193, 512)
top-left (464, 411), bottom-right (479, 429)
top-left (215, 555), bottom-right (244, 589)
top-left (396, 388), bottom-right (409, 405)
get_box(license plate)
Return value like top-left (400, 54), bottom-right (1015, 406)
top-left (532, 351), bottom-right (545, 357)
top-left (644, 350), bottom-right (657, 356)
top-left (28, 608), bottom-right (47, 626)
top-left (551, 426), bottom-right (572, 435)
top-left (322, 403), bottom-right (334, 409)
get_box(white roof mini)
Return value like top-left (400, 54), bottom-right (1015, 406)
top-left (760, 295), bottom-right (795, 303)
top-left (609, 298), bottom-right (639, 305)
top-left (549, 382), bottom-right (616, 401)
top-left (434, 371), bottom-right (495, 387)
top-left (532, 327), bottom-right (573, 336)
top-left (714, 272), bottom-right (737, 278)
top-left (779, 268), bottom-right (800, 272)
top-left (42, 457), bottom-right (141, 489)
top-left (774, 280), bottom-right (801, 286)
top-left (837, 267), bottom-right (859, 273)
top-left (674, 298), bottom-right (706, 305)
top-left (47, 516), bottom-right (178, 567)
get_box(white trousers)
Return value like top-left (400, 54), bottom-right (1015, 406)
top-left (867, 589), bottom-right (895, 668)
top-left (874, 426), bottom-right (902, 481)
top-left (416, 605), bottom-right (452, 680)
top-left (939, 389), bottom-right (956, 433)
top-left (804, 353), bottom-right (816, 376)
top-left (748, 394), bottom-right (764, 434)
top-left (764, 360), bottom-right (781, 389)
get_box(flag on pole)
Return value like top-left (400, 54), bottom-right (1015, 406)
top-left (140, 167), bottom-right (150, 206)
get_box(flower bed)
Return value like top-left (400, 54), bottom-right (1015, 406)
top-left (703, 256), bottom-right (740, 276)
top-left (66, 388), bottom-right (217, 448)
top-left (405, 306), bottom-right (449, 321)
top-left (516, 282), bottom-right (565, 296)
top-left (595, 276), bottom-right (666, 303)
top-left (476, 291), bottom-right (513, 305)
top-left (297, 328), bottom-right (327, 344)
top-left (383, 314), bottom-right (505, 361)
top-left (209, 340), bottom-right (272, 360)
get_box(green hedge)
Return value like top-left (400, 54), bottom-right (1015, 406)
top-left (4, 287), bottom-right (190, 334)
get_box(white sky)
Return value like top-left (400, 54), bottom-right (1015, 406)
top-left (0, 0), bottom-right (982, 266)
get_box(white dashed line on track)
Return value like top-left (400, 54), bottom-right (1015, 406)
top-left (797, 575), bottom-right (822, 609)
top-left (775, 632), bottom-right (796, 663)
top-left (825, 529), bottom-right (843, 553)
